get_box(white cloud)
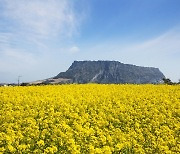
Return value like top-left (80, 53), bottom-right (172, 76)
top-left (0, 46), bottom-right (37, 73)
top-left (0, 0), bottom-right (83, 57)
top-left (0, 0), bottom-right (86, 82)
top-left (69, 46), bottom-right (80, 54)
top-left (0, 32), bottom-right (13, 46)
top-left (121, 29), bottom-right (180, 81)
top-left (3, 0), bottom-right (79, 38)
top-left (83, 28), bottom-right (180, 81)
top-left (122, 28), bottom-right (180, 56)
top-left (4, 49), bottom-right (36, 64)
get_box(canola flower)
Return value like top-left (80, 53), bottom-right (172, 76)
top-left (0, 84), bottom-right (179, 153)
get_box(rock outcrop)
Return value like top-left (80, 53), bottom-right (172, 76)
top-left (53, 60), bottom-right (165, 84)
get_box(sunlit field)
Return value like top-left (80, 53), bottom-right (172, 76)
top-left (0, 84), bottom-right (179, 153)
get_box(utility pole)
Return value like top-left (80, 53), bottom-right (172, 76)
top-left (18, 76), bottom-right (22, 86)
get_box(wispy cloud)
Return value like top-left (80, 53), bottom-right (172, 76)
top-left (3, 48), bottom-right (36, 64)
top-left (0, 0), bottom-right (85, 82)
top-left (3, 0), bottom-right (79, 38)
top-left (83, 27), bottom-right (180, 81)
top-left (122, 28), bottom-right (180, 81)
top-left (0, 46), bottom-right (37, 72)
top-left (0, 0), bottom-right (83, 54)
top-left (122, 28), bottom-right (180, 56)
top-left (0, 32), bottom-right (13, 46)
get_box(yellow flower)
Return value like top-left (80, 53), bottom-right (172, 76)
top-left (0, 84), bottom-right (179, 153)
top-left (116, 143), bottom-right (124, 150)
top-left (7, 145), bottom-right (16, 153)
top-left (37, 140), bottom-right (45, 147)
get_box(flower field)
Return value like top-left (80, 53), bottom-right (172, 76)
top-left (0, 84), bottom-right (179, 153)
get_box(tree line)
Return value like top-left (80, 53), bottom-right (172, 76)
top-left (162, 78), bottom-right (180, 85)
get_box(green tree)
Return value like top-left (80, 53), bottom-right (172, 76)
top-left (162, 78), bottom-right (173, 85)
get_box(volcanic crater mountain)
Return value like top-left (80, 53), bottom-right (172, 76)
top-left (41, 60), bottom-right (165, 84)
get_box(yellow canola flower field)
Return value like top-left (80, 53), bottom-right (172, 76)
top-left (0, 84), bottom-right (179, 153)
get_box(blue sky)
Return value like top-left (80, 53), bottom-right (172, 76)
top-left (0, 0), bottom-right (180, 83)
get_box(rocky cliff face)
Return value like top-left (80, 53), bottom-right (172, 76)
top-left (53, 61), bottom-right (165, 84)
